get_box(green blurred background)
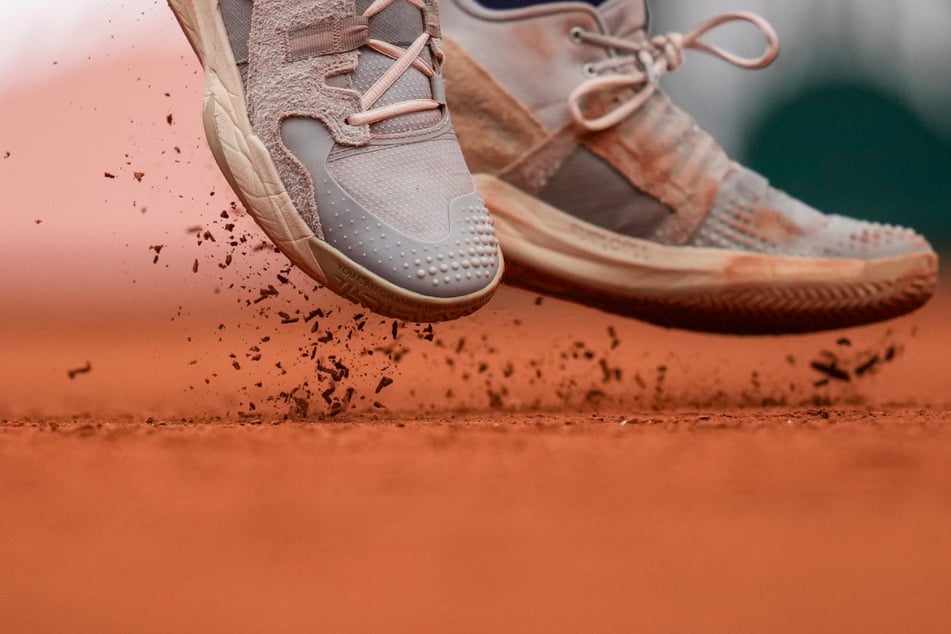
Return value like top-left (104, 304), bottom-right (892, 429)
top-left (655, 0), bottom-right (951, 247)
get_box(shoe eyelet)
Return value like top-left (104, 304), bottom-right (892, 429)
top-left (569, 26), bottom-right (584, 44)
top-left (582, 62), bottom-right (597, 78)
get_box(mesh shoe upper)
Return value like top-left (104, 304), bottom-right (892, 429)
top-left (328, 136), bottom-right (474, 241)
top-left (691, 165), bottom-right (932, 259)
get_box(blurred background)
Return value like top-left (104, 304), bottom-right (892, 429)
top-left (0, 0), bottom-right (948, 418)
top-left (655, 0), bottom-right (951, 246)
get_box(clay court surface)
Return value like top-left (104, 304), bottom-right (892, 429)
top-left (2, 274), bottom-right (950, 632)
top-left (0, 403), bottom-right (949, 633)
top-left (2, 49), bottom-right (950, 632)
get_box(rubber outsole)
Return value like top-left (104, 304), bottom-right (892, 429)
top-left (477, 174), bottom-right (939, 335)
top-left (167, 0), bottom-right (501, 323)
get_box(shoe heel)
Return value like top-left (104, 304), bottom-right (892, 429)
top-left (167, 0), bottom-right (251, 194)
top-left (167, 0), bottom-right (206, 63)
top-left (201, 89), bottom-right (242, 197)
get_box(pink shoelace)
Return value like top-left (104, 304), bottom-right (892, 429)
top-left (347, 0), bottom-right (441, 126)
top-left (568, 12), bottom-right (780, 132)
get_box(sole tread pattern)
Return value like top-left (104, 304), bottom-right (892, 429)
top-left (503, 257), bottom-right (938, 335)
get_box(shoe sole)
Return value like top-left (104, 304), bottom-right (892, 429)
top-left (167, 0), bottom-right (501, 322)
top-left (477, 174), bottom-right (939, 334)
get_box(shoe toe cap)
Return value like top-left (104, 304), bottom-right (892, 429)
top-left (321, 191), bottom-right (502, 299)
top-left (694, 167), bottom-right (935, 261)
top-left (815, 215), bottom-right (934, 260)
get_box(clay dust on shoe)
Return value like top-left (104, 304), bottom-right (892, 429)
top-left (440, 0), bottom-right (937, 334)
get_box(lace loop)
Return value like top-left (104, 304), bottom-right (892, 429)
top-left (680, 12), bottom-right (779, 70)
top-left (568, 12), bottom-right (780, 132)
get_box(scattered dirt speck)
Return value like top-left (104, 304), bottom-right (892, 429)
top-left (67, 362), bottom-right (93, 380)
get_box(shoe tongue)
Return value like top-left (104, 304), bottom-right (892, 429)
top-left (350, 0), bottom-right (442, 134)
top-left (597, 0), bottom-right (647, 39)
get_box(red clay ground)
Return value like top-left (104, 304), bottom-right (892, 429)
top-left (1, 279), bottom-right (949, 633)
top-left (1, 407), bottom-right (949, 633)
